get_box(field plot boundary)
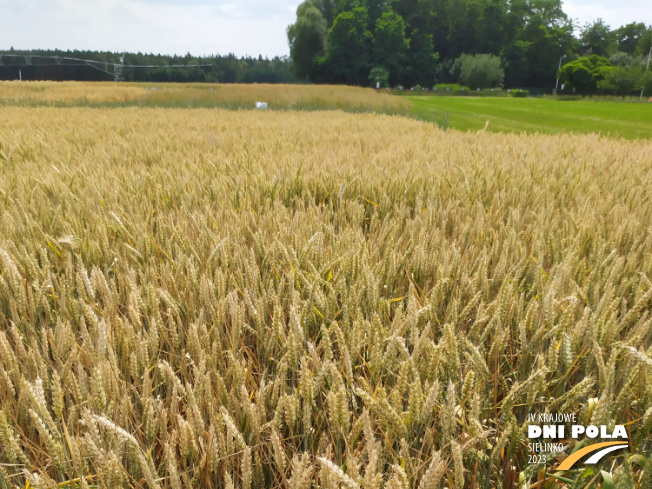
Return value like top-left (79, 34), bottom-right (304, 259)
top-left (0, 81), bottom-right (413, 117)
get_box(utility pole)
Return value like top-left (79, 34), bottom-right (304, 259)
top-left (640, 45), bottom-right (652, 102)
top-left (555, 54), bottom-right (566, 95)
top-left (114, 54), bottom-right (124, 82)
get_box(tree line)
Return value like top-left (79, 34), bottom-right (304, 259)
top-left (287, 0), bottom-right (652, 91)
top-left (0, 49), bottom-right (297, 84)
top-left (2, 5), bottom-right (650, 95)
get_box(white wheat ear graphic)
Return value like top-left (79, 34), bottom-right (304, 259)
top-left (583, 444), bottom-right (628, 464)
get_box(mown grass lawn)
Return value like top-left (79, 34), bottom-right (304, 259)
top-left (408, 95), bottom-right (652, 139)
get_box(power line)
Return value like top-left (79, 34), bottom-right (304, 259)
top-left (0, 53), bottom-right (212, 81)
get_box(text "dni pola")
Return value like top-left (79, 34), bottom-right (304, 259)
top-left (528, 425), bottom-right (628, 439)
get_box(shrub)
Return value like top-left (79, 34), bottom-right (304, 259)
top-left (433, 83), bottom-right (470, 91)
top-left (368, 66), bottom-right (390, 88)
top-left (558, 55), bottom-right (612, 94)
top-left (455, 53), bottom-right (504, 89)
top-left (597, 66), bottom-right (644, 96)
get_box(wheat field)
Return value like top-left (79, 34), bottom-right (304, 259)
top-left (0, 105), bottom-right (651, 489)
top-left (0, 82), bottom-right (410, 115)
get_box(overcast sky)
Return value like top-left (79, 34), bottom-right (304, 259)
top-left (0, 0), bottom-right (650, 58)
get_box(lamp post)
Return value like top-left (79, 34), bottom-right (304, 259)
top-left (555, 54), bottom-right (566, 95)
top-left (640, 45), bottom-right (652, 102)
